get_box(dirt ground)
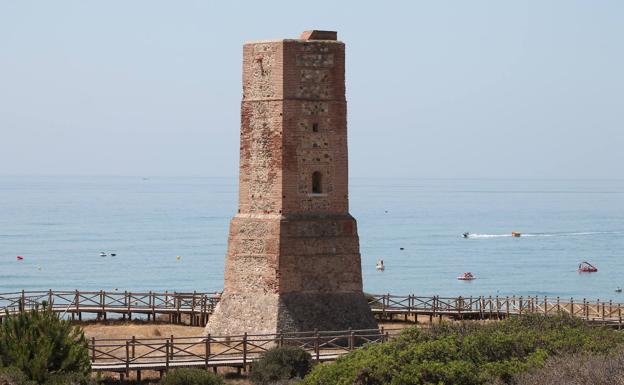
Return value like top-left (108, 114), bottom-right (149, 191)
top-left (81, 320), bottom-right (206, 340)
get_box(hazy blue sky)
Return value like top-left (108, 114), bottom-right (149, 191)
top-left (1, 1), bottom-right (622, 179)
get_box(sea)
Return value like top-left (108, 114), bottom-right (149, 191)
top-left (1, 176), bottom-right (623, 301)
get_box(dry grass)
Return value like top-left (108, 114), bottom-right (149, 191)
top-left (510, 351), bottom-right (624, 385)
top-left (80, 320), bottom-right (205, 340)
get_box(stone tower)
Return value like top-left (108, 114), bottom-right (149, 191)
top-left (206, 30), bottom-right (377, 335)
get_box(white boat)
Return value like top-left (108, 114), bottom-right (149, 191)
top-left (99, 252), bottom-right (107, 257)
top-left (375, 259), bottom-right (385, 271)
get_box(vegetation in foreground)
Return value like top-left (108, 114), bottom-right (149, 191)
top-left (161, 368), bottom-right (224, 385)
top-left (251, 346), bottom-right (312, 385)
top-left (509, 350), bottom-right (624, 385)
top-left (0, 307), bottom-right (92, 384)
top-left (302, 314), bottom-right (624, 385)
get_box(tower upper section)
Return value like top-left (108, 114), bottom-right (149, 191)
top-left (238, 31), bottom-right (349, 217)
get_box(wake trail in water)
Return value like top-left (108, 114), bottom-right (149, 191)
top-left (467, 231), bottom-right (623, 239)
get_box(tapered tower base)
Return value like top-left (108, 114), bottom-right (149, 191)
top-left (205, 292), bottom-right (377, 336)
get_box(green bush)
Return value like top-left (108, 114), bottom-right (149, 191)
top-left (0, 367), bottom-right (95, 385)
top-left (160, 368), bottom-right (224, 385)
top-left (0, 367), bottom-right (35, 385)
top-left (251, 346), bottom-right (313, 385)
top-left (0, 307), bottom-right (90, 383)
top-left (302, 314), bottom-right (624, 385)
top-left (41, 372), bottom-right (95, 385)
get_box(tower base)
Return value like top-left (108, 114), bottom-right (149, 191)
top-left (205, 292), bottom-right (377, 336)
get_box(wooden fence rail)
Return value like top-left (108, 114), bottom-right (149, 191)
top-left (0, 290), bottom-right (220, 326)
top-left (367, 294), bottom-right (624, 326)
top-left (2, 290), bottom-right (624, 327)
top-left (88, 328), bottom-right (392, 376)
top-left (4, 290), bottom-right (624, 377)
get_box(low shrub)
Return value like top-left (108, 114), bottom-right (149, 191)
top-left (511, 351), bottom-right (624, 385)
top-left (160, 368), bottom-right (224, 385)
top-left (0, 367), bottom-right (34, 385)
top-left (302, 314), bottom-right (624, 385)
top-left (0, 367), bottom-right (95, 385)
top-left (42, 372), bottom-right (96, 385)
top-left (251, 346), bottom-right (313, 385)
top-left (0, 307), bottom-right (90, 383)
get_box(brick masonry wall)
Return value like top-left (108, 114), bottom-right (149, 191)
top-left (206, 33), bottom-right (376, 335)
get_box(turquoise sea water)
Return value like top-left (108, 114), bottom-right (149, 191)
top-left (1, 176), bottom-right (623, 301)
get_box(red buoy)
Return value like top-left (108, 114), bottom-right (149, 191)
top-left (16, 256), bottom-right (24, 261)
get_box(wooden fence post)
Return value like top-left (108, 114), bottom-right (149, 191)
top-left (609, 300), bottom-right (613, 320)
top-left (495, 296), bottom-right (500, 319)
top-left (191, 291), bottom-right (197, 326)
top-left (170, 335), bottom-right (174, 360)
top-left (165, 340), bottom-right (170, 371)
top-left (91, 337), bottom-right (95, 362)
top-left (125, 340), bottom-right (130, 376)
top-left (150, 291), bottom-right (155, 322)
top-left (314, 330), bottom-right (320, 361)
top-left (243, 332), bottom-right (248, 368)
top-left (20, 290), bottom-right (25, 312)
top-left (74, 290), bottom-right (80, 315)
top-left (131, 336), bottom-right (136, 359)
top-left (348, 328), bottom-right (354, 351)
top-left (381, 294), bottom-right (386, 319)
top-left (205, 334), bottom-right (211, 369)
top-left (128, 292), bottom-right (133, 320)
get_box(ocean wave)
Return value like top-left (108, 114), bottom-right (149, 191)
top-left (468, 234), bottom-right (512, 238)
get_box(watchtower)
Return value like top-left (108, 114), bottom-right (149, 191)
top-left (205, 30), bottom-right (377, 335)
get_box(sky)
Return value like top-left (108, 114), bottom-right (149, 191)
top-left (0, 1), bottom-right (622, 179)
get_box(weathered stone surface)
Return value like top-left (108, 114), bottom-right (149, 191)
top-left (205, 31), bottom-right (376, 336)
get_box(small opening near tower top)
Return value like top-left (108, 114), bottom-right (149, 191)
top-left (312, 172), bottom-right (323, 194)
top-left (312, 123), bottom-right (319, 132)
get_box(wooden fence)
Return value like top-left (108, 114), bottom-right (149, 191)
top-left (4, 290), bottom-right (624, 377)
top-left (0, 290), bottom-right (220, 326)
top-left (88, 328), bottom-right (391, 377)
top-left (368, 293), bottom-right (624, 325)
top-left (2, 290), bottom-right (624, 327)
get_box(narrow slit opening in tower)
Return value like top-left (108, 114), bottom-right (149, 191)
top-left (312, 123), bottom-right (319, 132)
top-left (312, 171), bottom-right (323, 194)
